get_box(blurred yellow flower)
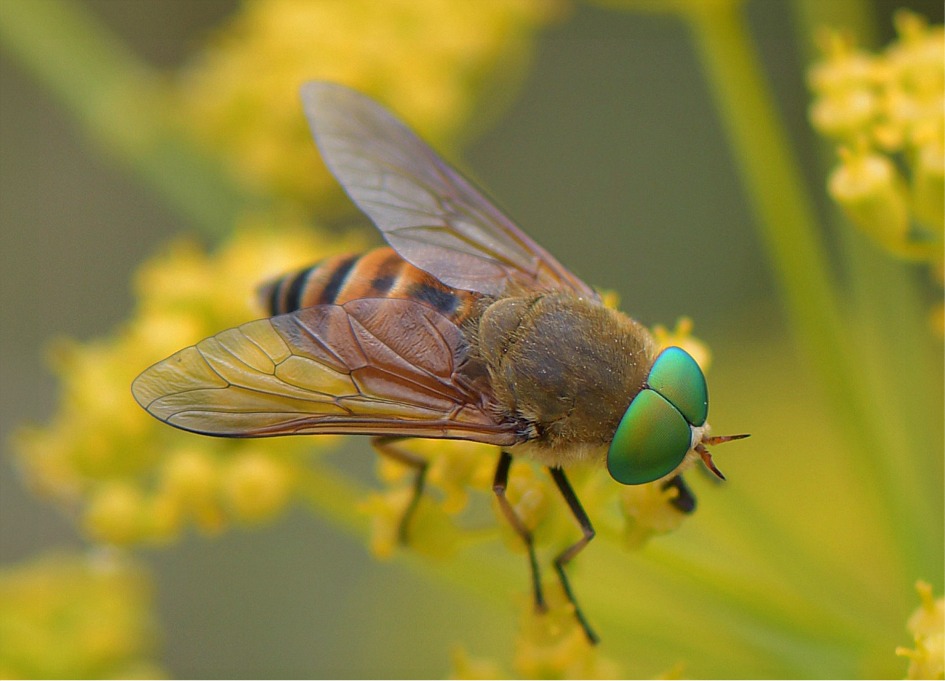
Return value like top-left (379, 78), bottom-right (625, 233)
top-left (452, 583), bottom-right (622, 679)
top-left (4, 0), bottom-right (941, 676)
top-left (174, 0), bottom-right (565, 210)
top-left (808, 10), bottom-right (943, 331)
top-left (14, 220), bottom-right (366, 546)
top-left (511, 584), bottom-right (621, 679)
top-left (0, 553), bottom-right (161, 679)
top-left (827, 142), bottom-right (912, 253)
top-left (896, 581), bottom-right (944, 680)
top-left (809, 12), bottom-right (944, 161)
top-left (362, 411), bottom-right (703, 562)
top-left (651, 317), bottom-right (711, 372)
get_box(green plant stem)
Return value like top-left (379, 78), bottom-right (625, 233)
top-left (790, 0), bottom-right (944, 584)
top-left (678, 1), bottom-right (928, 588)
top-left (0, 0), bottom-right (256, 238)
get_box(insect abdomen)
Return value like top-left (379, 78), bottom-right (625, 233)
top-left (261, 247), bottom-right (479, 323)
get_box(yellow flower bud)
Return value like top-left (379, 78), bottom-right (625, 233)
top-left (512, 582), bottom-right (621, 679)
top-left (376, 451), bottom-right (414, 485)
top-left (828, 147), bottom-right (911, 251)
top-left (158, 447), bottom-right (226, 534)
top-left (359, 489), bottom-right (407, 560)
top-left (808, 30), bottom-right (877, 95)
top-left (160, 447), bottom-right (218, 508)
top-left (888, 11), bottom-right (944, 94)
top-left (450, 646), bottom-right (504, 679)
top-left (220, 451), bottom-right (292, 522)
top-left (808, 30), bottom-right (884, 141)
top-left (598, 287), bottom-right (621, 310)
top-left (359, 488), bottom-right (460, 560)
top-left (173, 0), bottom-right (561, 208)
top-left (652, 317), bottom-right (712, 372)
top-left (619, 480), bottom-right (688, 549)
top-left (424, 440), bottom-right (496, 514)
top-left (896, 581), bottom-right (944, 679)
top-left (809, 88), bottom-right (877, 140)
top-left (84, 483), bottom-right (147, 546)
top-left (403, 502), bottom-right (463, 560)
top-left (129, 310), bottom-right (204, 361)
top-left (143, 490), bottom-right (184, 543)
top-left (0, 554), bottom-right (162, 678)
top-left (913, 138), bottom-right (945, 233)
top-left (907, 581), bottom-right (945, 640)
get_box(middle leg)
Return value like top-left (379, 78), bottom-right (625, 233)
top-left (492, 450), bottom-right (546, 612)
top-left (548, 466), bottom-right (599, 644)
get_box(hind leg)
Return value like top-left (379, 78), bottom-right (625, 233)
top-left (371, 436), bottom-right (428, 544)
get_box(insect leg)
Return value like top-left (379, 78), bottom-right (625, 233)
top-left (371, 436), bottom-right (428, 544)
top-left (492, 451), bottom-right (546, 612)
top-left (661, 475), bottom-right (697, 514)
top-left (547, 467), bottom-right (599, 645)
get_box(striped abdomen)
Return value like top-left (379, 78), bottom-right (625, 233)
top-left (260, 247), bottom-right (481, 324)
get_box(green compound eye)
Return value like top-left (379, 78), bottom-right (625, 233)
top-left (607, 389), bottom-right (692, 484)
top-left (607, 347), bottom-right (709, 485)
top-left (646, 346), bottom-right (708, 427)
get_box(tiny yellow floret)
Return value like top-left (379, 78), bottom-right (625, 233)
top-left (652, 317), bottom-right (712, 372)
top-left (808, 10), bottom-right (944, 330)
top-left (220, 450), bottom-right (294, 522)
top-left (174, 0), bottom-right (563, 209)
top-left (620, 480), bottom-right (689, 549)
top-left (0, 553), bottom-right (161, 678)
top-left (83, 483), bottom-right (147, 546)
top-left (828, 145), bottom-right (911, 252)
top-left (513, 584), bottom-right (621, 679)
top-left (896, 580), bottom-right (944, 679)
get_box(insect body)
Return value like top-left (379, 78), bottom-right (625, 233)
top-left (132, 82), bottom-right (748, 643)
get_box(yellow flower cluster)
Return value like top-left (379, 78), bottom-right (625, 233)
top-left (360, 320), bottom-right (712, 560)
top-left (357, 315), bottom-right (714, 660)
top-left (452, 583), bottom-right (622, 679)
top-left (14, 220), bottom-right (366, 546)
top-left (808, 11), bottom-right (943, 327)
top-left (173, 0), bottom-right (564, 211)
top-left (0, 553), bottom-right (160, 678)
top-left (896, 580), bottom-right (944, 680)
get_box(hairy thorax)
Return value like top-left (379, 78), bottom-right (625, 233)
top-left (476, 292), bottom-right (656, 468)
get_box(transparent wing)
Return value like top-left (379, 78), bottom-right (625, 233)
top-left (302, 81), bottom-right (598, 299)
top-left (132, 298), bottom-right (519, 445)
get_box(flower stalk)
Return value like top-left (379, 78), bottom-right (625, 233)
top-left (677, 0), bottom-right (941, 592)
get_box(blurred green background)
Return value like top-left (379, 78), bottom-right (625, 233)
top-left (1, 0), bottom-right (942, 677)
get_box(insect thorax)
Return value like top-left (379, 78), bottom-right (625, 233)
top-left (476, 292), bottom-right (656, 460)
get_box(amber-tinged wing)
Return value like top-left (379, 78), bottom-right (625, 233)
top-left (132, 298), bottom-right (520, 445)
top-left (302, 82), bottom-right (598, 300)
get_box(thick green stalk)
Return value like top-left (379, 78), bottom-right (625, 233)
top-left (790, 0), bottom-right (944, 581)
top-left (0, 0), bottom-right (256, 238)
top-left (679, 1), bottom-right (926, 586)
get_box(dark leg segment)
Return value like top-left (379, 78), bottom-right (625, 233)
top-left (662, 475), bottom-right (697, 514)
top-left (548, 467), bottom-right (599, 645)
top-left (492, 451), bottom-right (546, 612)
top-left (371, 436), bottom-right (428, 544)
